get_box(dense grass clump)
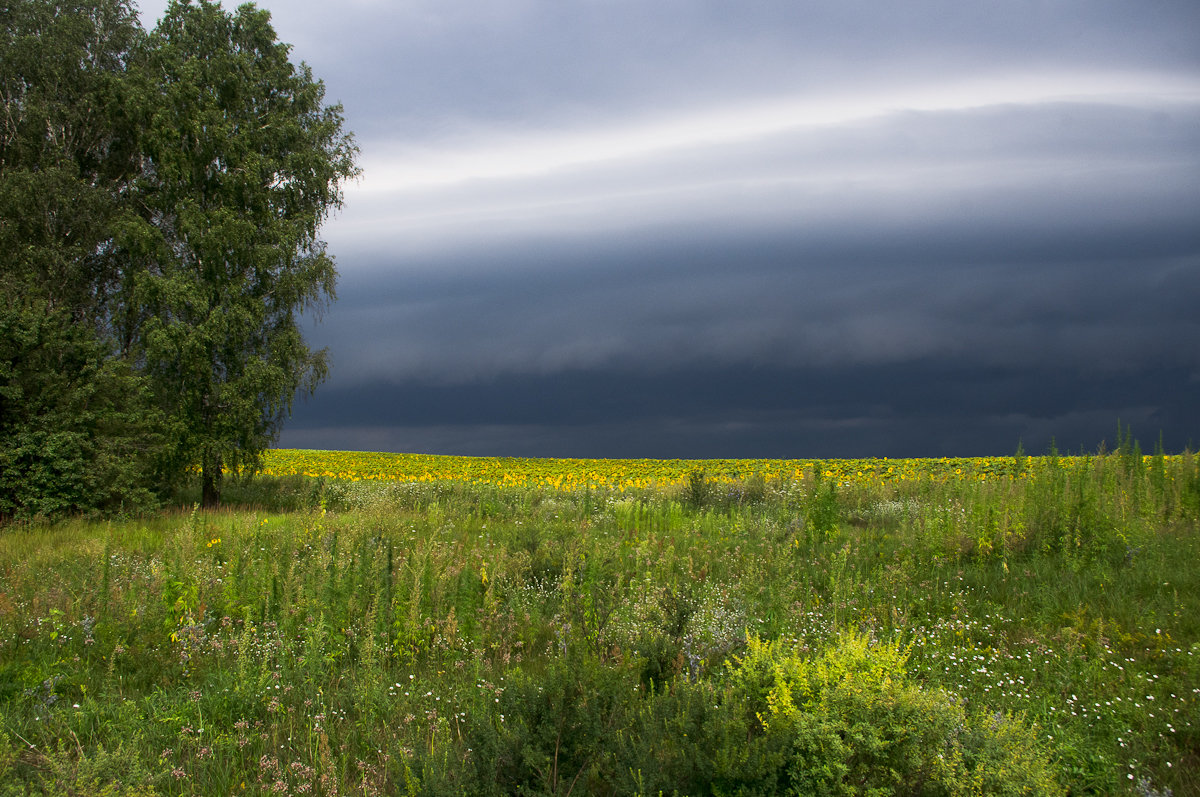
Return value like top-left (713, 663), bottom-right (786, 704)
top-left (0, 448), bottom-right (1197, 794)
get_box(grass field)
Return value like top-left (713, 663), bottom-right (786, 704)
top-left (1, 445), bottom-right (1197, 795)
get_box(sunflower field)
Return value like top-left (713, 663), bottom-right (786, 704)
top-left (259, 447), bottom-right (1116, 491)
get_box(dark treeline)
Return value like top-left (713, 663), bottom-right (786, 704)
top-left (0, 0), bottom-right (357, 520)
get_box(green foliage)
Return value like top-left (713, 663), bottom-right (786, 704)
top-left (0, 0), bottom-right (160, 522)
top-left (685, 468), bottom-right (713, 508)
top-left (0, 733), bottom-right (160, 796)
top-left (683, 469), bottom-right (769, 511)
top-left (485, 657), bottom-right (634, 795)
top-left (732, 633), bottom-right (1061, 796)
top-left (0, 0), bottom-right (142, 311)
top-left (121, 0), bottom-right (358, 505)
top-left (1, 0), bottom-right (357, 518)
top-left (0, 452), bottom-right (1196, 793)
top-left (609, 633), bottom-right (1062, 796)
top-left (807, 477), bottom-right (842, 540)
top-left (0, 302), bottom-right (162, 522)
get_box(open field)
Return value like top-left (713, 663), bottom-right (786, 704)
top-left (258, 449), bottom-right (1066, 490)
top-left (1, 447), bottom-right (1198, 794)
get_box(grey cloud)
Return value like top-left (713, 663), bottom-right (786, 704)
top-left (282, 362), bottom-right (1198, 458)
top-left (329, 101), bottom-right (1200, 261)
top-left (309, 1), bottom-right (1200, 139)
top-left (139, 1), bottom-right (1200, 144)
top-left (313, 91), bottom-right (1200, 407)
top-left (311, 235), bottom-right (1200, 390)
top-left (132, 0), bottom-right (1200, 457)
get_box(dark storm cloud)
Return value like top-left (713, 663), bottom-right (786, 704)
top-left (320, 242), bottom-right (1200, 381)
top-left (290, 364), bottom-right (1181, 428)
top-left (313, 121), bottom-right (1200, 387)
top-left (284, 362), bottom-right (1198, 458)
top-left (135, 0), bottom-right (1200, 456)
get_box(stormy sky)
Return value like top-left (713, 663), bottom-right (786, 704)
top-left (139, 0), bottom-right (1200, 459)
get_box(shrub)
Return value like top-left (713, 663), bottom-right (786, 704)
top-left (684, 469), bottom-right (714, 508)
top-left (0, 303), bottom-right (163, 523)
top-left (807, 480), bottom-right (842, 540)
top-left (0, 720), bottom-right (159, 797)
top-left (616, 632), bottom-right (1064, 796)
top-left (450, 656), bottom-right (638, 796)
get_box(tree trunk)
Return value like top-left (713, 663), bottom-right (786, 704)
top-left (201, 454), bottom-right (221, 508)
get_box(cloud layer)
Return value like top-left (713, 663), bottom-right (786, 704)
top-left (136, 0), bottom-right (1200, 456)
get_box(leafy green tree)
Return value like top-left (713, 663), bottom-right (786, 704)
top-left (0, 0), bottom-right (142, 316)
top-left (1, 0), bottom-right (161, 521)
top-left (121, 0), bottom-right (358, 505)
top-left (2, 0), bottom-right (355, 518)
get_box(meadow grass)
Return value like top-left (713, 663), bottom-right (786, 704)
top-left (0, 448), bottom-right (1197, 795)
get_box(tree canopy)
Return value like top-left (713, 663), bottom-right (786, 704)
top-left (0, 0), bottom-right (357, 519)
